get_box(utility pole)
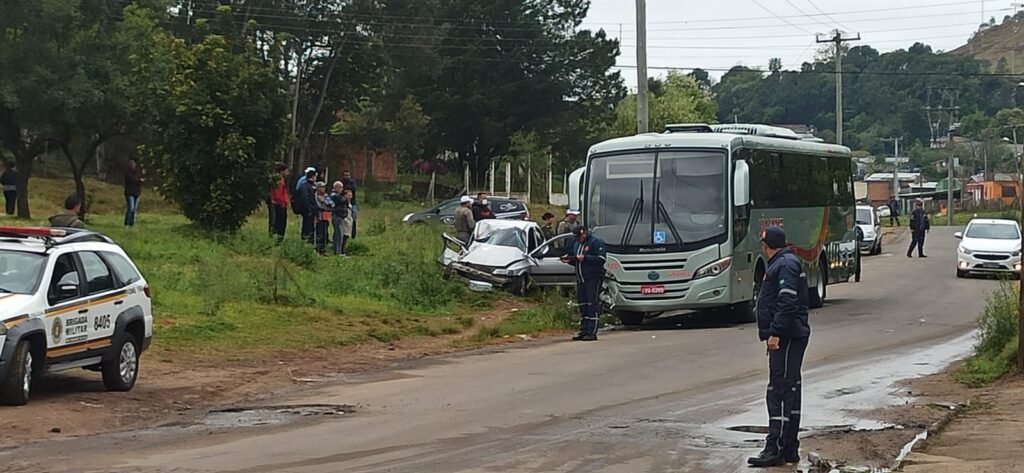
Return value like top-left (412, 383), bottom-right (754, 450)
top-left (635, 0), bottom-right (649, 134)
top-left (882, 137), bottom-right (902, 200)
top-left (924, 87), bottom-right (961, 224)
top-left (817, 29), bottom-right (860, 146)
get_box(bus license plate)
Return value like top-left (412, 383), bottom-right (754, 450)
top-left (641, 284), bottom-right (665, 295)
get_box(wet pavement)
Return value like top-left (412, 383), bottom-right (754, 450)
top-left (0, 227), bottom-right (994, 473)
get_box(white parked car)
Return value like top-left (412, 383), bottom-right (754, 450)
top-left (439, 220), bottom-right (576, 295)
top-left (955, 219), bottom-right (1022, 278)
top-left (0, 226), bottom-right (153, 405)
top-left (876, 205), bottom-right (891, 218)
top-left (856, 205), bottom-right (882, 255)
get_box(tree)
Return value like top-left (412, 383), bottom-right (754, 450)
top-left (329, 94), bottom-right (430, 176)
top-left (612, 71), bottom-right (718, 136)
top-left (128, 6), bottom-right (288, 232)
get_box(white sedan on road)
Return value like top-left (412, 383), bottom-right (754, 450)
top-left (955, 218), bottom-right (1022, 278)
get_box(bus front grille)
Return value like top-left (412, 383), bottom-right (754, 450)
top-left (619, 257), bottom-right (688, 272)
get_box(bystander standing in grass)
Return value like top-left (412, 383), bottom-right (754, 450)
top-left (298, 169), bottom-right (318, 242)
top-left (342, 170), bottom-right (358, 239)
top-left (341, 189), bottom-right (355, 254)
top-left (454, 195), bottom-right (475, 245)
top-left (268, 163), bottom-right (290, 239)
top-left (1, 161), bottom-right (17, 216)
top-left (554, 210), bottom-right (580, 250)
top-left (472, 192), bottom-right (495, 221)
top-left (49, 194), bottom-right (86, 229)
top-left (540, 212), bottom-right (556, 241)
top-left (313, 182), bottom-right (333, 254)
top-left (329, 181), bottom-right (349, 255)
top-left (124, 159), bottom-right (144, 227)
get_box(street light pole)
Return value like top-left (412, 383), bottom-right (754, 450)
top-left (635, 0), bottom-right (649, 134)
top-left (816, 30), bottom-right (860, 145)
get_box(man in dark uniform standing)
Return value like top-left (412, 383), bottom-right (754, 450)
top-left (561, 226), bottom-right (606, 341)
top-left (748, 226), bottom-right (811, 468)
top-left (907, 200), bottom-right (930, 258)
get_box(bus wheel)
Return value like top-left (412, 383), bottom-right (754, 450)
top-left (615, 311), bottom-right (644, 327)
top-left (808, 259), bottom-right (827, 309)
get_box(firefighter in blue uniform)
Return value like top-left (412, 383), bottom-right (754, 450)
top-left (748, 226), bottom-right (811, 468)
top-left (561, 226), bottom-right (606, 341)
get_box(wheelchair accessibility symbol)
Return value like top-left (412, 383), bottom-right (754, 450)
top-left (653, 230), bottom-right (666, 244)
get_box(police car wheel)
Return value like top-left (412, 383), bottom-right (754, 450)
top-left (103, 333), bottom-right (140, 392)
top-left (0, 340), bottom-right (33, 406)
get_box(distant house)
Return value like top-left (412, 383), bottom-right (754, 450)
top-left (864, 172), bottom-right (921, 206)
top-left (967, 173), bottom-right (1021, 206)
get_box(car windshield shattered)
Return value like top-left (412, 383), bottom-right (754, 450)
top-left (0, 250), bottom-right (45, 294)
top-left (473, 227), bottom-right (528, 251)
top-left (966, 223), bottom-right (1020, 240)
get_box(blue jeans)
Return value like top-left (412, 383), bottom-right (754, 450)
top-left (125, 195), bottom-right (139, 226)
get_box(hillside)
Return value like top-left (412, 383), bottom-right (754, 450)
top-left (951, 12), bottom-right (1024, 71)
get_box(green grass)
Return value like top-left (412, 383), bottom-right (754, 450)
top-left (930, 210), bottom-right (1021, 227)
top-left (956, 282), bottom-right (1020, 387)
top-left (4, 176), bottom-right (578, 360)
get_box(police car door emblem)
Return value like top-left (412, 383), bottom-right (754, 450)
top-left (51, 317), bottom-right (63, 344)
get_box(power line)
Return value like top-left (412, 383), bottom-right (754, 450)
top-left (749, 0), bottom-right (813, 34)
top-left (614, 65), bottom-right (1024, 78)
top-left (804, 0), bottom-right (854, 31)
top-left (783, 0), bottom-right (833, 30)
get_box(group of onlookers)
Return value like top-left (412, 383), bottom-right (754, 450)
top-left (268, 164), bottom-right (358, 256)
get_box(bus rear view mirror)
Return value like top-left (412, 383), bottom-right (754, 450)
top-left (734, 160), bottom-right (751, 206)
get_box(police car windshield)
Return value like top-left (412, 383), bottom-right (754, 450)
top-left (0, 250), bottom-right (45, 294)
top-left (856, 208), bottom-right (872, 225)
top-left (966, 223), bottom-right (1020, 240)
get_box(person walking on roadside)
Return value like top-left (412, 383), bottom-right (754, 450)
top-left (540, 212), bottom-right (556, 241)
top-left (472, 192), bottom-right (495, 221)
top-left (907, 200), bottom-right (930, 258)
top-left (329, 181), bottom-right (349, 255)
top-left (49, 194), bottom-right (86, 229)
top-left (342, 170), bottom-right (358, 239)
top-left (1, 161), bottom-right (17, 216)
top-left (747, 226), bottom-right (810, 468)
top-left (269, 164), bottom-right (290, 239)
top-left (124, 159), bottom-right (144, 227)
top-left (560, 226), bottom-right (606, 342)
top-left (298, 169), bottom-right (318, 243)
top-left (887, 196), bottom-right (901, 227)
top-left (313, 182), bottom-right (333, 254)
top-left (453, 195), bottom-right (475, 245)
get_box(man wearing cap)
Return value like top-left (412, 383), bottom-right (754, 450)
top-left (554, 210), bottom-right (580, 250)
top-left (453, 195), bottom-right (475, 245)
top-left (907, 200), bottom-right (930, 258)
top-left (748, 226), bottom-right (810, 468)
top-left (296, 166), bottom-right (316, 191)
top-left (560, 226), bottom-right (606, 341)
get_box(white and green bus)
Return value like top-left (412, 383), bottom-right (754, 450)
top-left (569, 124), bottom-right (859, 326)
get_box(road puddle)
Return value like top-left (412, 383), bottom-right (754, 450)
top-left (201, 404), bottom-right (354, 428)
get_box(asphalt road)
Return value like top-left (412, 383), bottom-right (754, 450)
top-left (3, 227), bottom-right (996, 473)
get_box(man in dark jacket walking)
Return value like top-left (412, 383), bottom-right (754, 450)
top-left (887, 196), bottom-right (901, 227)
top-left (907, 200), bottom-right (930, 258)
top-left (124, 159), bottom-right (144, 227)
top-left (561, 226), bottom-right (606, 341)
top-left (748, 226), bottom-right (810, 468)
top-left (298, 170), bottom-right (318, 243)
top-left (1, 161), bottom-right (17, 216)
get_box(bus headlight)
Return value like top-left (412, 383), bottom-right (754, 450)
top-left (694, 257), bottom-right (732, 280)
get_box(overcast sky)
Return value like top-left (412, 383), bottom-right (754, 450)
top-left (582, 0), bottom-right (1017, 89)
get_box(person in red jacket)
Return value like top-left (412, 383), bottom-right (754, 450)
top-left (268, 163), bottom-right (290, 239)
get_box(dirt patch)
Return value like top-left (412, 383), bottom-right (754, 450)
top-left (799, 362), bottom-right (978, 469)
top-left (0, 298), bottom-right (559, 448)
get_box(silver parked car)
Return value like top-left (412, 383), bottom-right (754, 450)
top-left (439, 220), bottom-right (576, 295)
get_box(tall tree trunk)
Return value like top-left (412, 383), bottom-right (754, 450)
top-left (0, 111), bottom-right (43, 219)
top-left (59, 142), bottom-right (89, 218)
top-left (298, 36), bottom-right (346, 170)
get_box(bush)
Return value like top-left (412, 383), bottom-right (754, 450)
top-left (957, 282), bottom-right (1020, 387)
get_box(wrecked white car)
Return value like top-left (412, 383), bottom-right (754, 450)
top-left (439, 220), bottom-right (576, 295)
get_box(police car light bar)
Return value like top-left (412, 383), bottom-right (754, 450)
top-left (0, 226), bottom-right (68, 238)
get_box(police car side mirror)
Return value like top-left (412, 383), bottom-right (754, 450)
top-left (733, 160), bottom-right (750, 206)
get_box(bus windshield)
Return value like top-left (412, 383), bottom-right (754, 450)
top-left (587, 150), bottom-right (727, 247)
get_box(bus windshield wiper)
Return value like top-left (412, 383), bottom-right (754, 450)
top-left (620, 181), bottom-right (644, 247)
top-left (656, 200), bottom-right (684, 246)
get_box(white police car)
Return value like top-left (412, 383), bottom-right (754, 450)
top-left (0, 226), bottom-right (153, 405)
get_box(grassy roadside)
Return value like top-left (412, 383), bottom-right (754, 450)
top-left (956, 282), bottom-right (1020, 387)
top-left (5, 177), bottom-right (577, 362)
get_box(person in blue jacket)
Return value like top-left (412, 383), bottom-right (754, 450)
top-left (560, 226), bottom-right (606, 341)
top-left (748, 226), bottom-right (811, 468)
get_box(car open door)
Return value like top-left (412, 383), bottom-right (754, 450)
top-left (527, 234), bottom-right (577, 287)
top-left (439, 233), bottom-right (468, 267)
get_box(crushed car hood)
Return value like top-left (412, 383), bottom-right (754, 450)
top-left (460, 244), bottom-right (527, 268)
